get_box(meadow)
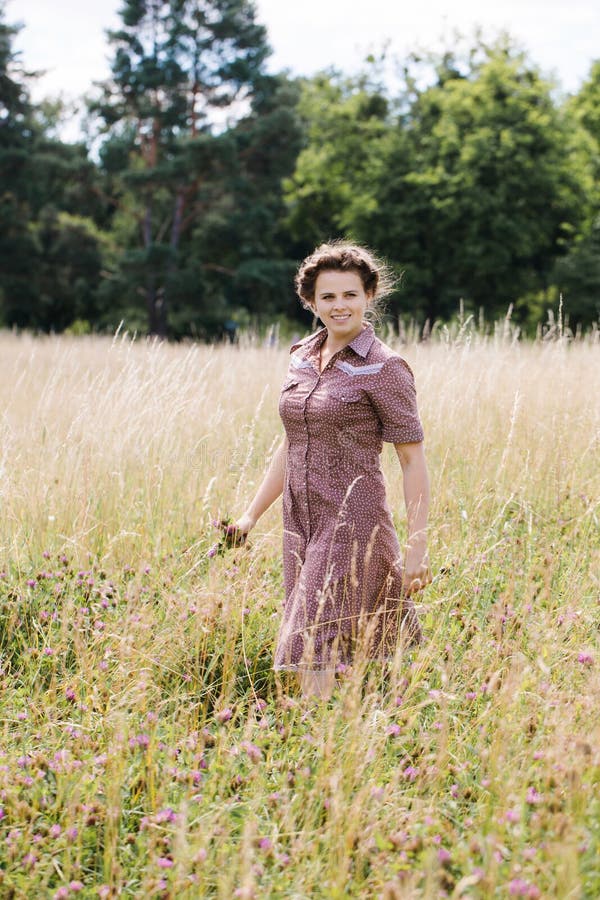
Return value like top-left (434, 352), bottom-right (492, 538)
top-left (0, 320), bottom-right (598, 899)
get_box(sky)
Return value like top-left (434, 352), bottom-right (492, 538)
top-left (9, 0), bottom-right (600, 132)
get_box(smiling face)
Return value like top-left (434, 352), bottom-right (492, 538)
top-left (311, 270), bottom-right (372, 344)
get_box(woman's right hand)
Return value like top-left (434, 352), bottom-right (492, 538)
top-left (208, 515), bottom-right (254, 558)
top-left (233, 513), bottom-right (256, 537)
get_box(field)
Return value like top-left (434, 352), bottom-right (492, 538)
top-left (0, 324), bottom-right (599, 899)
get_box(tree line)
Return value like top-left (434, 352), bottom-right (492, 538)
top-left (1, 0), bottom-right (599, 338)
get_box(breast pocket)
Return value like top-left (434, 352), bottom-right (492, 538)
top-left (327, 385), bottom-right (364, 404)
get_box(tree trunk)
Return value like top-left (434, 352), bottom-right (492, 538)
top-left (158, 189), bottom-right (185, 335)
top-left (143, 199), bottom-right (167, 338)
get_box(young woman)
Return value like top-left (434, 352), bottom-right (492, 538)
top-left (234, 241), bottom-right (431, 700)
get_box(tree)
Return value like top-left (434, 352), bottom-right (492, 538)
top-left (0, 3), bottom-right (39, 324)
top-left (92, 0), bottom-right (272, 336)
top-left (551, 59), bottom-right (600, 327)
top-left (282, 69), bottom-right (391, 249)
top-left (283, 37), bottom-right (590, 327)
top-left (362, 39), bottom-right (588, 322)
top-left (184, 72), bottom-right (305, 335)
top-left (0, 3), bottom-right (110, 331)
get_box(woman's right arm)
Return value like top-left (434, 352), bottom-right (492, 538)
top-left (234, 435), bottom-right (288, 534)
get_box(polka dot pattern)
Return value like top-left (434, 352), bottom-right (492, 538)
top-left (272, 322), bottom-right (425, 674)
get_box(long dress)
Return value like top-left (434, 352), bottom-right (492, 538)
top-left (272, 321), bottom-right (425, 674)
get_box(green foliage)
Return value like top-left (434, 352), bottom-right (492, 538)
top-left (1, 1), bottom-right (599, 335)
top-left (283, 70), bottom-right (390, 247)
top-left (0, 4), bottom-right (111, 332)
top-left (552, 60), bottom-right (600, 326)
top-left (284, 38), bottom-right (594, 327)
top-left (91, 0), bottom-right (276, 337)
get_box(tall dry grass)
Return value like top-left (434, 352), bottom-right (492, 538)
top-left (0, 325), bottom-right (598, 898)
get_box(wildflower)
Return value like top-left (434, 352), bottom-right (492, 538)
top-left (437, 847), bottom-right (451, 864)
top-left (386, 723), bottom-right (401, 737)
top-left (508, 878), bottom-right (540, 897)
top-left (50, 824), bottom-right (62, 838)
top-left (155, 808), bottom-right (177, 824)
top-left (216, 708), bottom-right (233, 723)
top-left (578, 652), bottom-right (593, 666)
top-left (157, 857), bottom-right (174, 868)
top-left (53, 889), bottom-right (69, 900)
top-left (240, 740), bottom-right (262, 763)
top-left (258, 837), bottom-right (273, 852)
top-left (526, 787), bottom-right (542, 805)
top-left (66, 827), bottom-right (78, 842)
top-left (403, 766), bottom-right (418, 781)
top-left (69, 882), bottom-right (84, 893)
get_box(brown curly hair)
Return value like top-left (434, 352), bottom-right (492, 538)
top-left (294, 240), bottom-right (396, 314)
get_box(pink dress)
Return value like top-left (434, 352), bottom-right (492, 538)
top-left (273, 322), bottom-right (425, 673)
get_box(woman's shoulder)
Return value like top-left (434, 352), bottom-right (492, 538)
top-left (367, 335), bottom-right (415, 374)
top-left (289, 327), bottom-right (325, 354)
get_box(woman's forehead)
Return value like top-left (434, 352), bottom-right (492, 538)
top-left (315, 270), bottom-right (363, 293)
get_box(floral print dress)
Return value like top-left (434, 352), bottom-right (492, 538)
top-left (273, 321), bottom-right (425, 673)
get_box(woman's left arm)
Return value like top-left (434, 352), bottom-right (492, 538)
top-left (394, 440), bottom-right (432, 595)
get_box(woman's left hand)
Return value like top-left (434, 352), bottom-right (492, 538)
top-left (402, 547), bottom-right (432, 595)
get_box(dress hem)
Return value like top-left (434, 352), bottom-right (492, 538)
top-left (272, 652), bottom-right (418, 675)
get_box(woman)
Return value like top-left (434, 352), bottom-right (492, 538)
top-left (234, 241), bottom-right (431, 700)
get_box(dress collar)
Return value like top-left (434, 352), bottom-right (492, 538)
top-left (290, 321), bottom-right (375, 359)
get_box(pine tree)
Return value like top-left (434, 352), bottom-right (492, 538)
top-left (0, 3), bottom-right (40, 324)
top-left (93, 0), bottom-right (271, 336)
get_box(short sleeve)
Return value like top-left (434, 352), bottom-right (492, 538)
top-left (367, 356), bottom-right (424, 444)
